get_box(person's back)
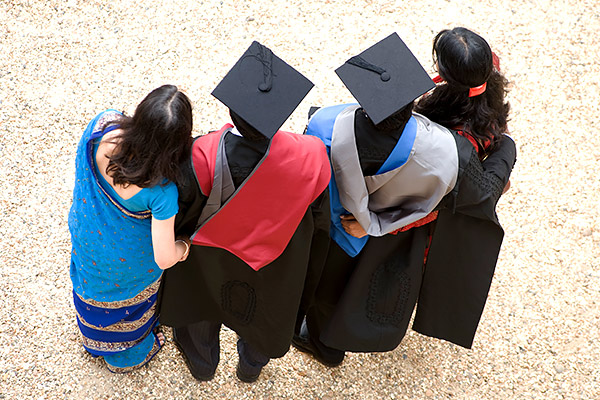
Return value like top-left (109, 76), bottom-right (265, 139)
top-left (294, 33), bottom-right (460, 366)
top-left (68, 85), bottom-right (193, 373)
top-left (411, 27), bottom-right (516, 348)
top-left (159, 41), bottom-right (331, 383)
top-left (294, 31), bottom-right (516, 366)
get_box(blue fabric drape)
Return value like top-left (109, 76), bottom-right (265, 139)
top-left (306, 105), bottom-right (417, 257)
top-left (68, 109), bottom-right (163, 371)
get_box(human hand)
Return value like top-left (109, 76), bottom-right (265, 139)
top-left (340, 214), bottom-right (368, 238)
top-left (502, 179), bottom-right (511, 194)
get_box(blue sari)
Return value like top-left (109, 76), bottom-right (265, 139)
top-left (68, 110), bottom-right (163, 372)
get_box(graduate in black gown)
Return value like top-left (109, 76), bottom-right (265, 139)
top-left (293, 32), bottom-right (516, 366)
top-left (159, 41), bottom-right (331, 382)
top-left (411, 27), bottom-right (516, 348)
top-left (293, 34), bottom-right (460, 366)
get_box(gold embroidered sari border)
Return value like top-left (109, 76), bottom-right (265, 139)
top-left (77, 278), bottom-right (161, 309)
top-left (76, 303), bottom-right (157, 332)
top-left (82, 334), bottom-right (144, 353)
top-left (105, 339), bottom-right (161, 374)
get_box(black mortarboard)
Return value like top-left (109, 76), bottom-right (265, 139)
top-left (211, 41), bottom-right (314, 138)
top-left (335, 33), bottom-right (435, 125)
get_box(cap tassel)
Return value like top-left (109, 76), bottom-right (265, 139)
top-left (242, 43), bottom-right (274, 92)
top-left (346, 56), bottom-right (390, 82)
top-left (257, 45), bottom-right (274, 92)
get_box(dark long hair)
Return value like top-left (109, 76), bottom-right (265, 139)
top-left (104, 85), bottom-right (193, 187)
top-left (415, 27), bottom-right (510, 151)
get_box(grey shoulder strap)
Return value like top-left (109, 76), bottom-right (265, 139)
top-left (197, 131), bottom-right (236, 226)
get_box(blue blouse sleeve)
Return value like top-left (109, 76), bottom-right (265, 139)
top-left (147, 182), bottom-right (179, 220)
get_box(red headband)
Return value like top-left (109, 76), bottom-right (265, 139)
top-left (469, 52), bottom-right (501, 97)
top-left (434, 51), bottom-right (500, 98)
top-left (468, 82), bottom-right (487, 97)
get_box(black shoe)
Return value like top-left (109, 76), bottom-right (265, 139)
top-left (172, 328), bottom-right (216, 382)
top-left (291, 330), bottom-right (344, 368)
top-left (236, 362), bottom-right (261, 383)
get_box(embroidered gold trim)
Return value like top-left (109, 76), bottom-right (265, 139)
top-left (76, 303), bottom-right (157, 332)
top-left (105, 339), bottom-right (161, 373)
top-left (94, 111), bottom-right (121, 133)
top-left (77, 278), bottom-right (161, 309)
top-left (81, 333), bottom-right (144, 353)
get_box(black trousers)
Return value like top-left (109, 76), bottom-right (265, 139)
top-left (176, 321), bottom-right (270, 377)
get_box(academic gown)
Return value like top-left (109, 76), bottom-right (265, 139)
top-left (305, 106), bottom-right (453, 353)
top-left (159, 126), bottom-right (331, 358)
top-left (412, 132), bottom-right (517, 348)
top-left (303, 104), bottom-right (516, 352)
top-left (316, 129), bottom-right (516, 351)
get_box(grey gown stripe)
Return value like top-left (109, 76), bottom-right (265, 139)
top-left (330, 108), bottom-right (459, 237)
top-left (197, 131), bottom-right (236, 225)
top-left (330, 104), bottom-right (373, 231)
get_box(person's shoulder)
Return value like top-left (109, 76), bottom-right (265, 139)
top-left (144, 181), bottom-right (178, 211)
top-left (146, 180), bottom-right (178, 196)
top-left (411, 113), bottom-right (456, 149)
top-left (493, 134), bottom-right (517, 160)
top-left (142, 180), bottom-right (179, 220)
top-left (92, 109), bottom-right (123, 133)
top-left (310, 103), bottom-right (358, 123)
top-left (305, 104), bottom-right (358, 146)
top-left (278, 130), bottom-right (327, 151)
top-left (500, 133), bottom-right (516, 145)
top-left (411, 112), bottom-right (452, 133)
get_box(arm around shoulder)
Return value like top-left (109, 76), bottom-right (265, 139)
top-left (483, 134), bottom-right (517, 189)
top-left (436, 133), bottom-right (516, 221)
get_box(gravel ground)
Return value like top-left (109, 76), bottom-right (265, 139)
top-left (1, 0), bottom-right (599, 399)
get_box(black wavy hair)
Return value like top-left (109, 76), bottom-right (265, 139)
top-left (104, 84), bottom-right (193, 187)
top-left (415, 27), bottom-right (510, 151)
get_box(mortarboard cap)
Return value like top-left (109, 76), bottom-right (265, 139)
top-left (335, 33), bottom-right (435, 125)
top-left (211, 41), bottom-right (314, 138)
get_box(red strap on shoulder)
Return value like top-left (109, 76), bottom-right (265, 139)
top-left (191, 130), bottom-right (331, 270)
top-left (192, 124), bottom-right (233, 196)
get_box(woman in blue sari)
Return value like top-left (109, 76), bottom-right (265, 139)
top-left (69, 85), bottom-right (193, 372)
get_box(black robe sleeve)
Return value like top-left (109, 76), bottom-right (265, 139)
top-left (436, 134), bottom-right (517, 223)
top-left (295, 189), bottom-right (331, 332)
top-left (413, 133), bottom-right (517, 348)
top-left (174, 148), bottom-right (208, 237)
